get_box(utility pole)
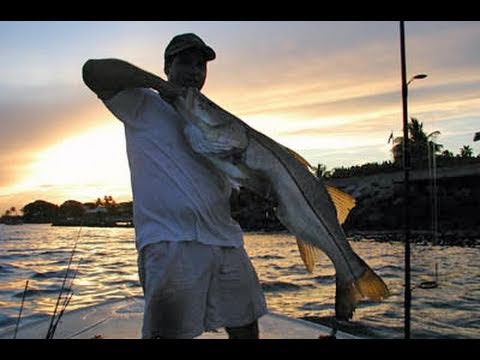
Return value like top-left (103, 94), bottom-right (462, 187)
top-left (399, 20), bottom-right (412, 339)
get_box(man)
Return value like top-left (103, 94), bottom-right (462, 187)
top-left (82, 33), bottom-right (267, 339)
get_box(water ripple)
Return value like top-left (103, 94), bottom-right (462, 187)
top-left (261, 281), bottom-right (302, 292)
top-left (0, 225), bottom-right (478, 339)
top-left (31, 270), bottom-right (78, 279)
top-left (13, 288), bottom-right (61, 298)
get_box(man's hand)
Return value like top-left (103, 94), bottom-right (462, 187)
top-left (153, 81), bottom-right (184, 104)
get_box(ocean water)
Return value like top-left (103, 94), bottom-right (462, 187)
top-left (0, 224), bottom-right (478, 339)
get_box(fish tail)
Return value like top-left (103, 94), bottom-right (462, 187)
top-left (355, 262), bottom-right (390, 301)
top-left (335, 258), bottom-right (390, 320)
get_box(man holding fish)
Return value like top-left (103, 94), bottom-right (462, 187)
top-left (82, 33), bottom-right (267, 339)
top-left (82, 32), bottom-right (389, 339)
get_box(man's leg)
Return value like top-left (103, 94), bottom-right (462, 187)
top-left (215, 246), bottom-right (267, 340)
top-left (139, 242), bottom-right (211, 339)
top-left (225, 319), bottom-right (259, 339)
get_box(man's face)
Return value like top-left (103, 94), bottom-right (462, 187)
top-left (167, 48), bottom-right (207, 90)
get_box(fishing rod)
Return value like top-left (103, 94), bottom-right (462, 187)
top-left (45, 222), bottom-right (83, 339)
top-left (13, 280), bottom-right (29, 339)
top-left (48, 257), bottom-right (83, 337)
top-left (419, 141), bottom-right (439, 290)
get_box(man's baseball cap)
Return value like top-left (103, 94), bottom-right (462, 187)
top-left (165, 33), bottom-right (216, 61)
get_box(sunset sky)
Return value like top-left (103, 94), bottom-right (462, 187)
top-left (1, 21), bottom-right (480, 212)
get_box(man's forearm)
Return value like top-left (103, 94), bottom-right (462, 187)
top-left (82, 58), bottom-right (179, 101)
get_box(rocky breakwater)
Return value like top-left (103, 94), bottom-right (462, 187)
top-left (327, 164), bottom-right (480, 247)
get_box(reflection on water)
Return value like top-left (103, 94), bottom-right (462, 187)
top-left (0, 224), bottom-right (478, 338)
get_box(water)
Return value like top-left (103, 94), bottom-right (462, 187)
top-left (0, 224), bottom-right (478, 338)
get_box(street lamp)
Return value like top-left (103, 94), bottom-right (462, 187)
top-left (407, 74), bottom-right (428, 86)
top-left (399, 21), bottom-right (428, 340)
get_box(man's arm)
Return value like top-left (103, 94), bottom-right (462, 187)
top-left (82, 58), bottom-right (181, 101)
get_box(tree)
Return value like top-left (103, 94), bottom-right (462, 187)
top-left (58, 200), bottom-right (85, 219)
top-left (460, 145), bottom-right (473, 158)
top-left (315, 163), bottom-right (328, 179)
top-left (83, 202), bottom-right (96, 210)
top-left (102, 195), bottom-right (117, 215)
top-left (441, 149), bottom-right (454, 158)
top-left (391, 117), bottom-right (443, 168)
top-left (21, 200), bottom-right (59, 223)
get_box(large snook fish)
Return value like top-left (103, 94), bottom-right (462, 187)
top-left (172, 87), bottom-right (390, 320)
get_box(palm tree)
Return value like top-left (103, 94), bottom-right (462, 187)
top-left (315, 163), bottom-right (327, 178)
top-left (460, 145), bottom-right (473, 158)
top-left (392, 117), bottom-right (443, 168)
top-left (10, 207), bottom-right (16, 216)
top-left (441, 149), bottom-right (454, 158)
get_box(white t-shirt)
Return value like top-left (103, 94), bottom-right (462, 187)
top-left (104, 88), bottom-right (243, 251)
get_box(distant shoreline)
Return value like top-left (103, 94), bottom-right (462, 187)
top-left (2, 223), bottom-right (478, 247)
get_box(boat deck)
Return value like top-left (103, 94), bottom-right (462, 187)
top-left (0, 297), bottom-right (360, 339)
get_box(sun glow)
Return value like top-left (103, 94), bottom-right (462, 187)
top-left (9, 121), bottom-right (132, 203)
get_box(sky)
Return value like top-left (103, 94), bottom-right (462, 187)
top-left (1, 21), bottom-right (480, 212)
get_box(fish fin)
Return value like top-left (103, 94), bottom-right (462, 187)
top-left (325, 185), bottom-right (356, 224)
top-left (295, 237), bottom-right (320, 273)
top-left (209, 158), bottom-right (249, 180)
top-left (284, 146), bottom-right (356, 224)
top-left (210, 161), bottom-right (257, 193)
top-left (335, 260), bottom-right (390, 320)
top-left (235, 165), bottom-right (277, 201)
top-left (227, 177), bottom-right (243, 191)
top-left (284, 147), bottom-right (316, 171)
top-left (354, 259), bottom-right (390, 301)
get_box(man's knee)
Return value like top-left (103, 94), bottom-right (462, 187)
top-left (225, 319), bottom-right (259, 339)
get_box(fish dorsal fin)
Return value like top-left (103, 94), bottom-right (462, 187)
top-left (285, 147), bottom-right (316, 171)
top-left (285, 146), bottom-right (356, 224)
top-left (325, 185), bottom-right (356, 224)
top-left (296, 237), bottom-right (320, 273)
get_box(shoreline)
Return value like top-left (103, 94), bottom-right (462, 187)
top-left (2, 223), bottom-right (479, 247)
top-left (346, 229), bottom-right (480, 247)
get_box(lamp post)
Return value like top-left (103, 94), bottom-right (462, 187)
top-left (399, 19), bottom-right (411, 341)
top-left (399, 21), bottom-right (428, 340)
top-left (407, 74), bottom-right (428, 86)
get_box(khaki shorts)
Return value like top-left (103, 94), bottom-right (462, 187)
top-left (137, 241), bottom-right (268, 339)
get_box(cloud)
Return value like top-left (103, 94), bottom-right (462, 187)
top-left (1, 83), bottom-right (104, 145)
top-left (2, 21), bottom-right (480, 210)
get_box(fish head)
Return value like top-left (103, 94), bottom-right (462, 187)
top-left (183, 87), bottom-right (230, 127)
top-left (177, 87), bottom-right (249, 153)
